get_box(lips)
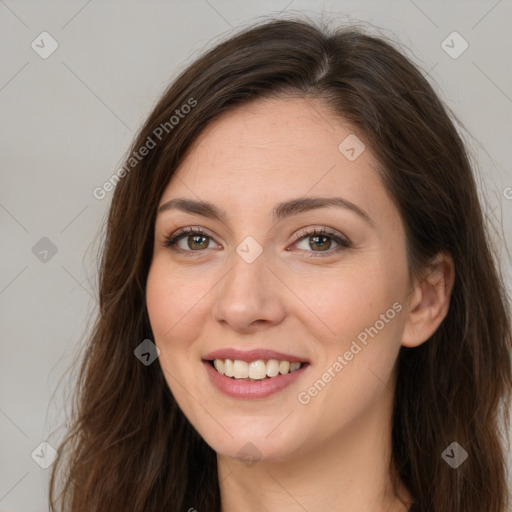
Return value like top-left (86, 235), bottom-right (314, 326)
top-left (203, 348), bottom-right (309, 363)
top-left (203, 359), bottom-right (310, 399)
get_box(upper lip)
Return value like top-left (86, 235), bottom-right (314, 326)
top-left (203, 348), bottom-right (310, 363)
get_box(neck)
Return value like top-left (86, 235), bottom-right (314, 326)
top-left (217, 384), bottom-right (412, 512)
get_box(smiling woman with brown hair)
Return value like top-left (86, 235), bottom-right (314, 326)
top-left (49, 17), bottom-right (512, 512)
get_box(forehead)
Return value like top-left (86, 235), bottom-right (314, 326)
top-left (158, 97), bottom-right (390, 224)
top-left (181, 97), bottom-right (362, 171)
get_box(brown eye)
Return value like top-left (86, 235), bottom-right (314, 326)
top-left (163, 227), bottom-right (217, 253)
top-left (182, 233), bottom-right (210, 250)
top-left (291, 228), bottom-right (350, 258)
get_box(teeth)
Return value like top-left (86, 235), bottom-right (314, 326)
top-left (249, 360), bottom-right (267, 379)
top-left (213, 359), bottom-right (224, 374)
top-left (279, 361), bottom-right (290, 374)
top-left (233, 360), bottom-right (249, 378)
top-left (211, 358), bottom-right (304, 380)
top-left (224, 359), bottom-right (234, 377)
top-left (290, 362), bottom-right (301, 372)
top-left (266, 359), bottom-right (280, 377)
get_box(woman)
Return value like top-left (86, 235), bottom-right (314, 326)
top-left (49, 17), bottom-right (512, 512)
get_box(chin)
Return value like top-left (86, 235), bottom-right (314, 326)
top-left (196, 419), bottom-right (305, 464)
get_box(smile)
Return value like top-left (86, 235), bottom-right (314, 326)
top-left (210, 358), bottom-right (304, 380)
top-left (202, 359), bottom-right (310, 399)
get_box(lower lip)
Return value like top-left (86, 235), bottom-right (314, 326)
top-left (203, 360), bottom-right (310, 399)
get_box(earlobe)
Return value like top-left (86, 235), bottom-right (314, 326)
top-left (401, 252), bottom-right (455, 348)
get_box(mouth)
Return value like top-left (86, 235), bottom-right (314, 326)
top-left (206, 358), bottom-right (310, 381)
top-left (202, 355), bottom-right (311, 399)
top-left (201, 348), bottom-right (311, 398)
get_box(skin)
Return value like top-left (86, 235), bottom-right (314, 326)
top-left (146, 96), bottom-right (454, 512)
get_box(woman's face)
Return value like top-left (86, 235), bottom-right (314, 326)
top-left (146, 97), bottom-right (412, 462)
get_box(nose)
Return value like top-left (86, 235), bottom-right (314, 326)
top-left (212, 250), bottom-right (287, 333)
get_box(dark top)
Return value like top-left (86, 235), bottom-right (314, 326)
top-left (409, 503), bottom-right (421, 512)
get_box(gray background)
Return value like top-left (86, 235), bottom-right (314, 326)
top-left (1, 1), bottom-right (511, 510)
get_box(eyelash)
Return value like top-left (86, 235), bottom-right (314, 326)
top-left (161, 226), bottom-right (350, 259)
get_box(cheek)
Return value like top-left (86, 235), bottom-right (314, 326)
top-left (145, 265), bottom-right (174, 339)
top-left (301, 260), bottom-right (403, 347)
top-left (145, 260), bottom-right (208, 353)
top-left (145, 261), bottom-right (210, 409)
top-left (299, 258), bottom-right (406, 403)
top-left (299, 285), bottom-right (402, 441)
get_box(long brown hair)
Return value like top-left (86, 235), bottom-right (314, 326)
top-left (49, 17), bottom-right (512, 512)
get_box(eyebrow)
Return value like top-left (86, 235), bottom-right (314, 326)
top-left (158, 196), bottom-right (375, 227)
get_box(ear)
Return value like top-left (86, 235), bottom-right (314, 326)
top-left (401, 252), bottom-right (455, 348)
